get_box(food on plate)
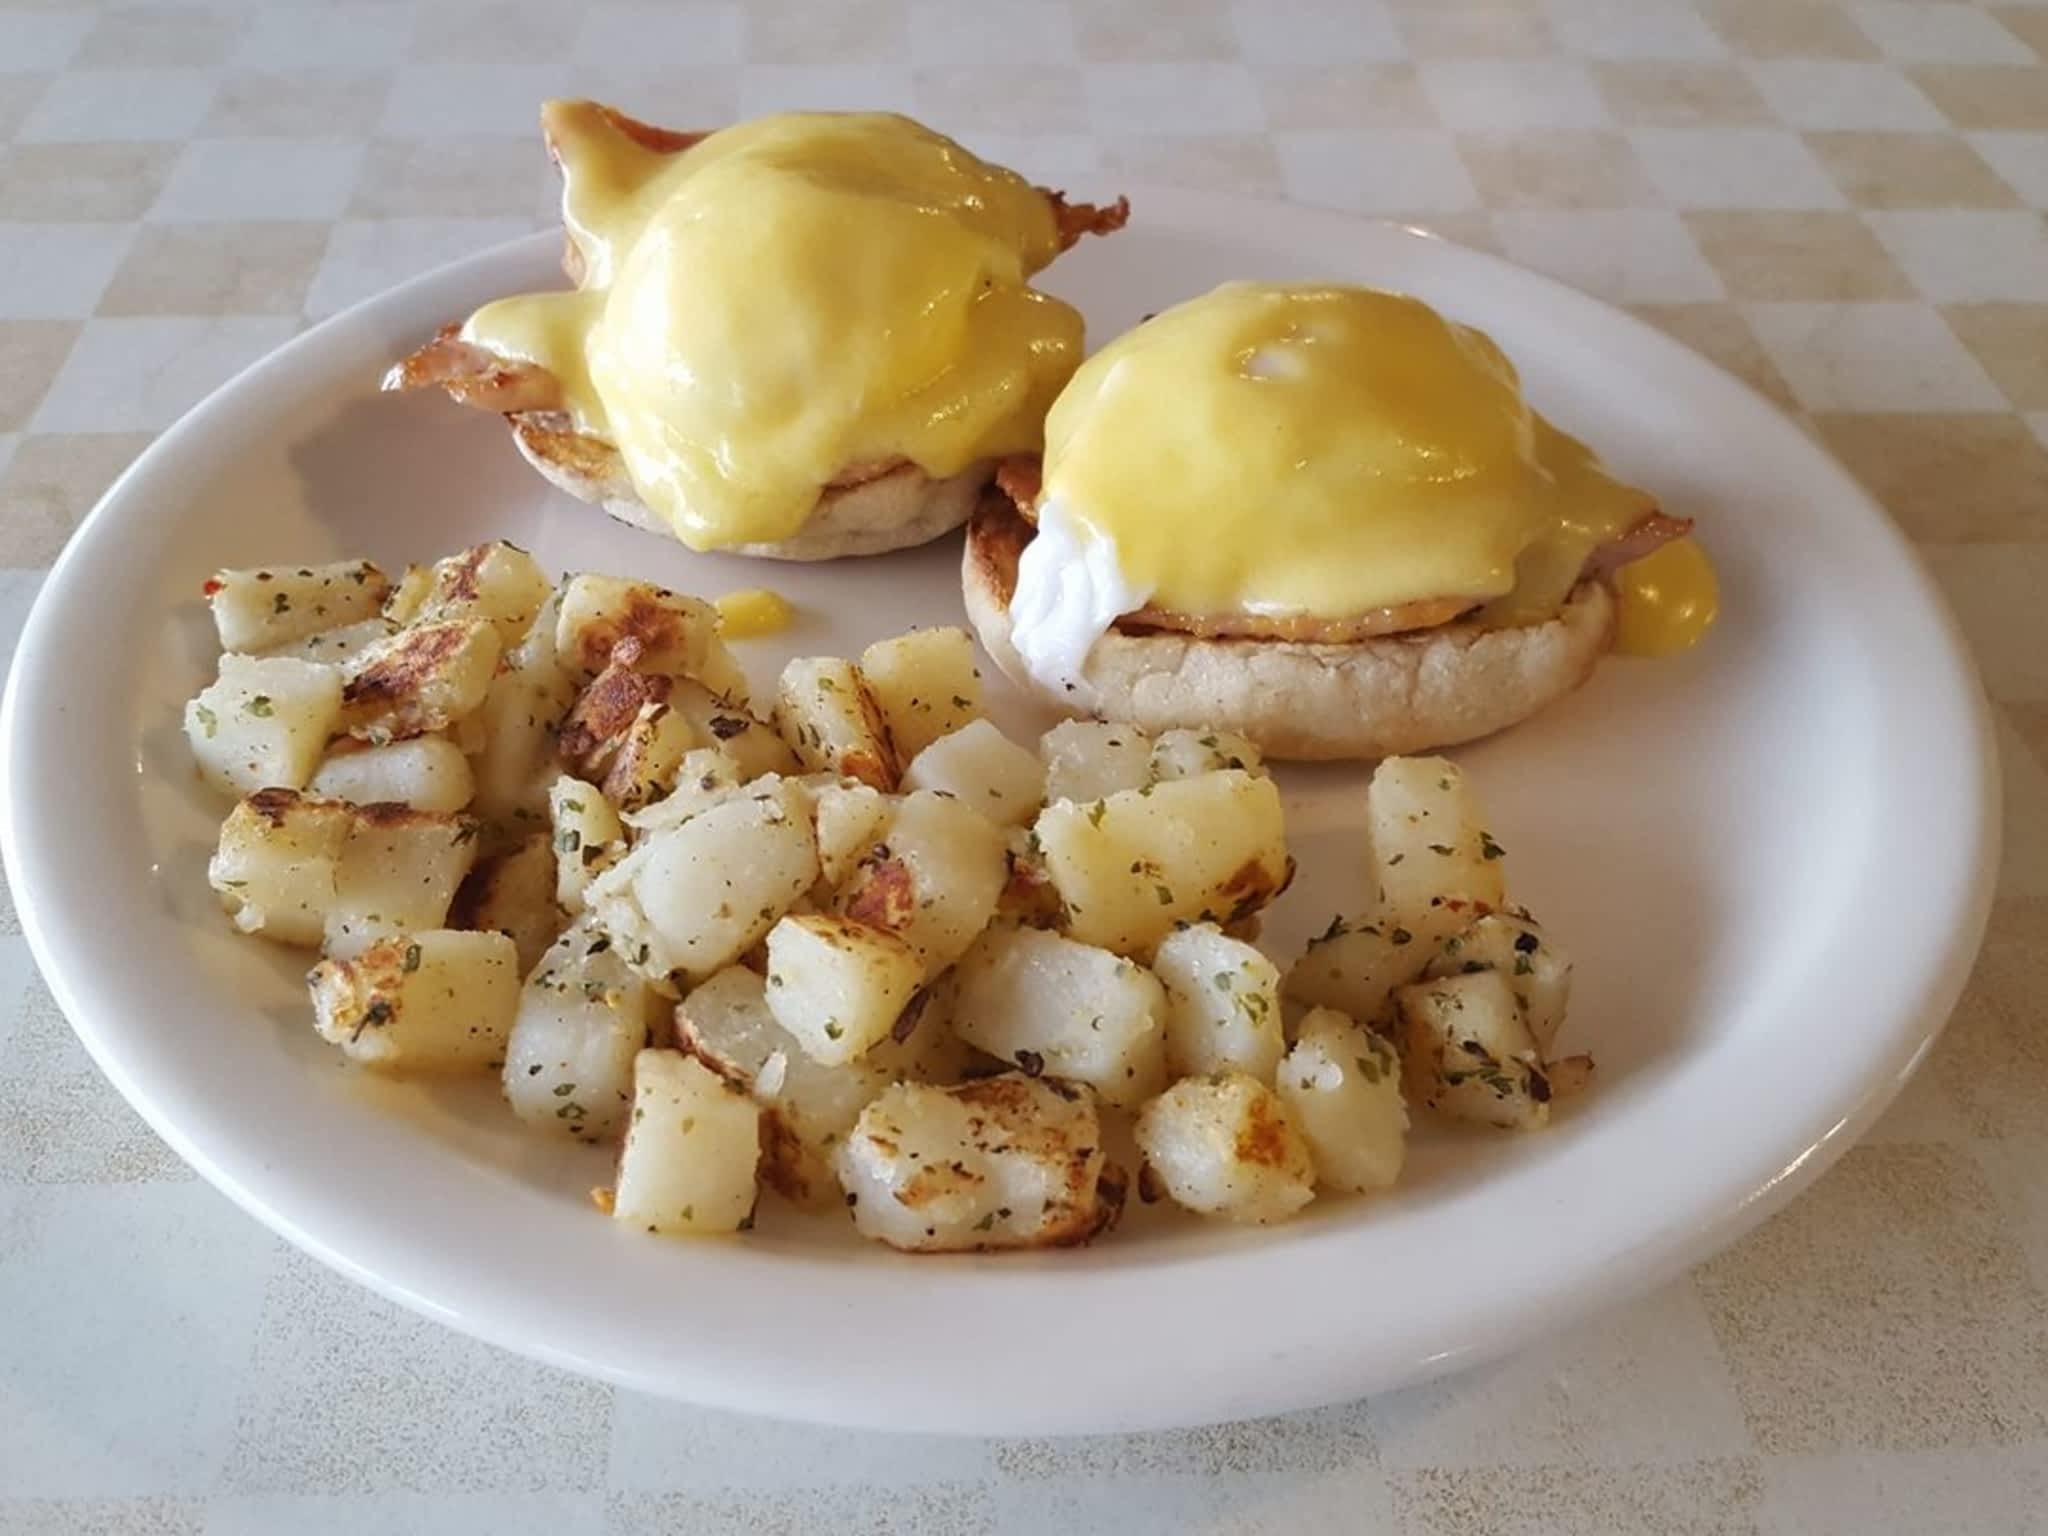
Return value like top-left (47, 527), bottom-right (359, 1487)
top-left (386, 104), bottom-right (1127, 561)
top-left (963, 282), bottom-right (1719, 759)
top-left (182, 538), bottom-right (1595, 1254)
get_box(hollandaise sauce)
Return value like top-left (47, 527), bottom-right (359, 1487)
top-left (1017, 283), bottom-right (1714, 685)
top-left (463, 106), bottom-right (1085, 550)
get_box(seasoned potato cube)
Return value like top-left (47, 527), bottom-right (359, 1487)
top-left (1151, 922), bottom-right (1283, 1080)
top-left (666, 678), bottom-right (797, 780)
top-left (451, 833), bottom-right (561, 973)
top-left (502, 916), bottom-right (658, 1140)
top-left (308, 929), bottom-right (519, 1072)
top-left (208, 789), bottom-right (352, 946)
top-left (1423, 909), bottom-right (1573, 1054)
top-left (1147, 728), bottom-right (1263, 783)
top-left (308, 734), bottom-right (475, 813)
top-left (340, 617), bottom-right (501, 743)
top-left (1276, 1008), bottom-right (1407, 1192)
top-left (1034, 771), bottom-right (1290, 956)
top-left (763, 914), bottom-right (925, 1066)
top-left (858, 626), bottom-right (983, 762)
top-left (812, 778), bottom-right (890, 889)
top-left (186, 654), bottom-right (344, 797)
top-left (381, 562), bottom-right (433, 624)
top-left (1040, 720), bottom-right (1152, 804)
top-left (468, 594), bottom-right (577, 824)
top-left (1394, 970), bottom-right (1549, 1131)
top-left (414, 541), bottom-right (550, 643)
top-left (1284, 914), bottom-right (1436, 1029)
top-left (995, 826), bottom-right (1063, 929)
top-left (837, 789), bottom-right (1006, 977)
top-left (556, 573), bottom-right (720, 680)
top-left (774, 656), bottom-right (897, 790)
top-left (948, 927), bottom-right (1166, 1108)
top-left (1369, 756), bottom-right (1507, 936)
top-left (267, 616), bottom-right (401, 667)
top-left (620, 748), bottom-right (747, 837)
top-left (322, 804), bottom-right (480, 957)
top-left (598, 700), bottom-right (697, 812)
top-left (548, 774), bottom-right (623, 914)
top-left (589, 781), bottom-right (818, 985)
top-left (864, 980), bottom-right (982, 1086)
top-left (556, 653), bottom-right (672, 783)
top-left (207, 559), bottom-right (389, 653)
top-left (900, 719), bottom-right (1045, 828)
top-left (690, 633), bottom-right (752, 706)
top-left (610, 1050), bottom-right (760, 1235)
top-left (1135, 1072), bottom-right (1316, 1224)
top-left (679, 964), bottom-right (887, 1204)
top-left (836, 1075), bottom-right (1121, 1252)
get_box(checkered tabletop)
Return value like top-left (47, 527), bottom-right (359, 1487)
top-left (3, 0), bottom-right (2046, 1531)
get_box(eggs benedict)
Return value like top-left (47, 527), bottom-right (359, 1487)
top-left (962, 282), bottom-right (1716, 759)
top-left (386, 103), bottom-right (1127, 560)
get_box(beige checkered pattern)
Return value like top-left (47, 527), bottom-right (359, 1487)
top-left (2, 0), bottom-right (2045, 1530)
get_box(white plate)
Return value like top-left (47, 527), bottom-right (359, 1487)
top-left (0, 190), bottom-right (1998, 1436)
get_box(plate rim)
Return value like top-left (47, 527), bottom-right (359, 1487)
top-left (0, 187), bottom-right (2003, 1434)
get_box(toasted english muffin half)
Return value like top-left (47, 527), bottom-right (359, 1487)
top-left (961, 496), bottom-right (1617, 762)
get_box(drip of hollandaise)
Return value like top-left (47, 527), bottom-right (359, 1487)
top-left (1011, 283), bottom-right (1713, 690)
top-left (462, 106), bottom-right (1086, 551)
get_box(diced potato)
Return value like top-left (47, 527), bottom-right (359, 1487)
top-left (1151, 922), bottom-right (1284, 1081)
top-left (556, 654), bottom-right (673, 783)
top-left (502, 915), bottom-right (658, 1140)
top-left (678, 964), bottom-right (887, 1203)
top-left (468, 592), bottom-right (577, 824)
top-left (207, 789), bottom-right (351, 946)
top-left (588, 781), bottom-right (818, 986)
top-left (1368, 756), bottom-right (1507, 939)
top-left (308, 929), bottom-right (519, 1072)
top-left (308, 735), bottom-right (475, 813)
top-left (322, 804), bottom-right (480, 958)
top-left (1276, 1008), bottom-right (1407, 1193)
top-left (774, 656), bottom-right (897, 790)
top-left (1394, 970), bottom-right (1550, 1131)
top-left (836, 789), bottom-right (1006, 977)
top-left (691, 633), bottom-right (752, 706)
top-left (451, 833), bottom-right (561, 973)
top-left (267, 616), bottom-right (401, 667)
top-left (340, 617), bottom-right (501, 743)
top-left (1134, 1072), bottom-right (1316, 1224)
top-left (609, 1050), bottom-right (760, 1235)
top-left (858, 626), bottom-right (983, 762)
top-left (1422, 909), bottom-right (1573, 1054)
top-left (1147, 728), bottom-right (1263, 783)
top-left (185, 654), bottom-right (343, 797)
top-left (900, 719), bottom-right (1045, 828)
top-left (763, 914), bottom-right (931, 1067)
top-left (1283, 915), bottom-right (1436, 1030)
top-left (206, 559), bottom-right (388, 653)
top-left (1040, 720), bottom-right (1152, 804)
top-left (665, 678), bottom-right (797, 780)
top-left (1034, 771), bottom-right (1291, 956)
top-left (994, 826), bottom-right (1063, 929)
top-left (949, 927), bottom-right (1167, 1108)
top-left (548, 773), bottom-right (623, 914)
top-left (414, 541), bottom-right (550, 643)
top-left (598, 700), bottom-right (697, 812)
top-left (621, 748), bottom-right (748, 837)
top-left (812, 778), bottom-right (890, 890)
top-left (381, 562), bottom-right (432, 624)
top-left (864, 980), bottom-right (982, 1086)
top-left (555, 573), bottom-right (720, 680)
top-left (836, 1074), bottom-right (1121, 1252)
